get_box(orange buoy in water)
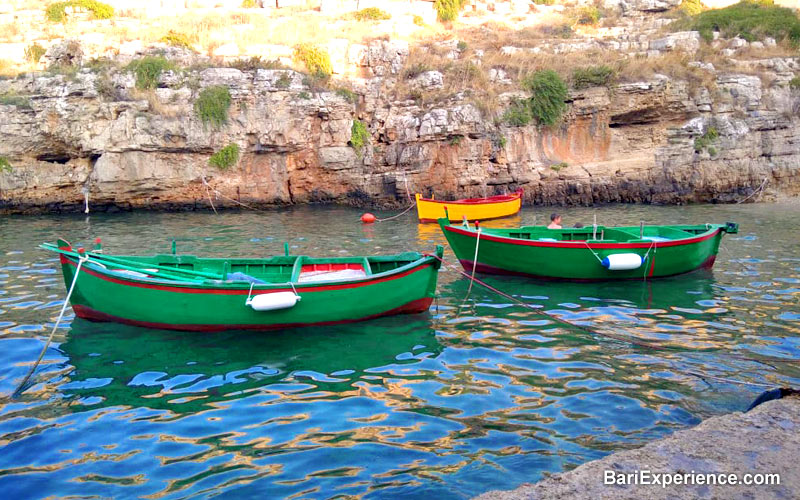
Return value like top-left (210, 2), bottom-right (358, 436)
top-left (361, 213), bottom-right (376, 224)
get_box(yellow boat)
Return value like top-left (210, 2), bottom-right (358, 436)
top-left (415, 189), bottom-right (523, 223)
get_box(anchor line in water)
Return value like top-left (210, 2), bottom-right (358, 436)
top-left (426, 254), bottom-right (791, 388)
top-left (12, 254), bottom-right (89, 397)
top-left (374, 173), bottom-right (416, 222)
top-left (737, 177), bottom-right (768, 204)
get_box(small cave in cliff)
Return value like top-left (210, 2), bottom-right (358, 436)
top-left (609, 108), bottom-right (662, 127)
top-left (36, 153), bottom-right (72, 164)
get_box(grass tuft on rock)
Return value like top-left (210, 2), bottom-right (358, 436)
top-left (572, 66), bottom-right (615, 89)
top-left (694, 126), bottom-right (718, 152)
top-left (293, 44), bottom-right (332, 78)
top-left (161, 31), bottom-right (194, 49)
top-left (674, 0), bottom-right (800, 44)
top-left (209, 144), bottom-right (240, 169)
top-left (434, 0), bottom-right (467, 22)
top-left (127, 56), bottom-right (175, 90)
top-left (195, 85), bottom-right (232, 129)
top-left (680, 0), bottom-right (705, 16)
top-left (353, 8), bottom-right (391, 21)
top-left (790, 76), bottom-right (800, 89)
top-left (24, 43), bottom-right (46, 63)
top-left (46, 0), bottom-right (114, 23)
top-left (0, 156), bottom-right (12, 173)
top-left (350, 120), bottom-right (369, 157)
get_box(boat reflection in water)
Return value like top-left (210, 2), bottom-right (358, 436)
top-left (59, 317), bottom-right (441, 412)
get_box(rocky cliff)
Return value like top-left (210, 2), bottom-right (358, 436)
top-left (1, 3), bottom-right (799, 213)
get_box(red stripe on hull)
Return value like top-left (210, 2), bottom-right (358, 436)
top-left (65, 259), bottom-right (432, 295)
top-left (419, 212), bottom-right (521, 224)
top-left (444, 225), bottom-right (721, 249)
top-left (71, 297), bottom-right (434, 332)
top-left (458, 254), bottom-right (718, 282)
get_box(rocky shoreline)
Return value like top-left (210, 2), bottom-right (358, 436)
top-left (475, 395), bottom-right (800, 500)
top-left (1, 1), bottom-right (799, 214)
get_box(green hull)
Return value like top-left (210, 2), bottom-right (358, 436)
top-left (48, 241), bottom-right (443, 331)
top-left (438, 220), bottom-right (738, 281)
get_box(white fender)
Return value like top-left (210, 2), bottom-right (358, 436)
top-left (246, 292), bottom-right (301, 311)
top-left (601, 253), bottom-right (643, 271)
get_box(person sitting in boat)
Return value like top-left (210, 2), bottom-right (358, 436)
top-left (547, 213), bottom-right (562, 229)
top-left (573, 222), bottom-right (584, 228)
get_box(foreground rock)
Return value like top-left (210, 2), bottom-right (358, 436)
top-left (476, 396), bottom-right (800, 500)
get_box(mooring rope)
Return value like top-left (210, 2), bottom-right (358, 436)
top-left (737, 177), bottom-right (768, 204)
top-left (13, 254), bottom-right (89, 397)
top-left (460, 227), bottom-right (481, 306)
top-left (375, 173), bottom-right (415, 222)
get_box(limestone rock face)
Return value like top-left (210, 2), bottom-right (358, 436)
top-left (1, 51), bottom-right (800, 213)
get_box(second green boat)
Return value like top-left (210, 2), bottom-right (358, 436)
top-left (438, 219), bottom-right (738, 281)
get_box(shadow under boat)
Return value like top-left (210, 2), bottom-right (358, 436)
top-left (438, 270), bottom-right (720, 312)
top-left (58, 316), bottom-right (441, 413)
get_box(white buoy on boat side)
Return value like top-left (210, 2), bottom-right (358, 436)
top-left (601, 253), bottom-right (643, 271)
top-left (246, 292), bottom-right (301, 311)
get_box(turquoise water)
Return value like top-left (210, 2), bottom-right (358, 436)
top-left (1, 203), bottom-right (799, 499)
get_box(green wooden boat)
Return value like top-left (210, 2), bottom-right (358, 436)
top-left (438, 219), bottom-right (738, 281)
top-left (43, 239), bottom-right (443, 332)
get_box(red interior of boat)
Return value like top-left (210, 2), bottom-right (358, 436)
top-left (418, 189), bottom-right (522, 205)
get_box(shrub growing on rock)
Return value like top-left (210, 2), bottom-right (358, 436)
top-left (575, 6), bottom-right (600, 26)
top-left (127, 56), bottom-right (174, 90)
top-left (503, 99), bottom-right (532, 127)
top-left (522, 70), bottom-right (568, 127)
top-left (353, 8), bottom-right (391, 21)
top-left (694, 126), bottom-right (718, 152)
top-left (161, 31), bottom-right (194, 50)
top-left (24, 43), bottom-right (46, 63)
top-left (350, 120), bottom-right (369, 157)
top-left (0, 156), bottom-right (12, 173)
top-left (675, 0), bottom-right (800, 44)
top-left (572, 66), bottom-right (615, 89)
top-left (194, 85), bottom-right (232, 129)
top-left (790, 76), bottom-right (800, 89)
top-left (434, 0), bottom-right (467, 22)
top-left (680, 0), bottom-right (705, 16)
top-left (46, 0), bottom-right (114, 23)
top-left (209, 144), bottom-right (240, 169)
top-left (293, 44), bottom-right (332, 78)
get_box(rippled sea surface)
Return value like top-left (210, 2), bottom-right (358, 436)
top-left (1, 203), bottom-right (799, 499)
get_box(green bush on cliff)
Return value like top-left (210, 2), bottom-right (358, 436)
top-left (194, 85), bottom-right (232, 129)
top-left (293, 44), bottom-right (332, 79)
top-left (503, 99), bottom-right (532, 127)
top-left (572, 66), bottom-right (615, 89)
top-left (350, 119), bottom-right (369, 158)
top-left (694, 126), bottom-right (718, 152)
top-left (434, 0), bottom-right (467, 22)
top-left (127, 56), bottom-right (175, 90)
top-left (46, 0), bottom-right (114, 23)
top-left (674, 0), bottom-right (800, 44)
top-left (161, 31), bottom-right (194, 50)
top-left (679, 0), bottom-right (705, 16)
top-left (533, 0), bottom-right (555, 5)
top-left (522, 70), bottom-right (568, 127)
top-left (790, 76), bottom-right (800, 89)
top-left (0, 156), bottom-right (12, 173)
top-left (353, 8), bottom-right (391, 21)
top-left (209, 144), bottom-right (240, 169)
top-left (24, 43), bottom-right (46, 63)
top-left (0, 91), bottom-right (32, 109)
top-left (241, 0), bottom-right (258, 7)
top-left (574, 6), bottom-right (600, 26)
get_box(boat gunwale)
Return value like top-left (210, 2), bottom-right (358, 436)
top-left (415, 189), bottom-right (523, 206)
top-left (441, 223), bottom-right (725, 249)
top-left (57, 251), bottom-right (438, 293)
